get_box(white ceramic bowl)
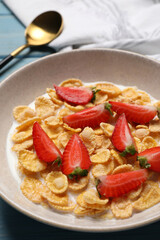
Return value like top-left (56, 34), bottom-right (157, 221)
top-left (0, 49), bottom-right (160, 232)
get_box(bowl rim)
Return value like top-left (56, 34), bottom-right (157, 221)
top-left (0, 48), bottom-right (160, 232)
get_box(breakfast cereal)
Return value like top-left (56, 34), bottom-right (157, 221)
top-left (10, 79), bottom-right (160, 220)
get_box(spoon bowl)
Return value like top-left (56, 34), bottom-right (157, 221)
top-left (26, 11), bottom-right (63, 46)
top-left (0, 11), bottom-right (63, 70)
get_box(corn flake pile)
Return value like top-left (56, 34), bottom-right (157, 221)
top-left (12, 79), bottom-right (160, 219)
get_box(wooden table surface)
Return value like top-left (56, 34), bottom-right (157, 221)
top-left (0, 1), bottom-right (160, 239)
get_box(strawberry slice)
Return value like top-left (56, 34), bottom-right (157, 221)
top-left (137, 147), bottom-right (160, 172)
top-left (109, 101), bottom-right (157, 124)
top-left (63, 103), bottom-right (112, 129)
top-left (54, 84), bottom-right (94, 105)
top-left (96, 169), bottom-right (148, 198)
top-left (111, 113), bottom-right (137, 156)
top-left (33, 122), bottom-right (62, 163)
top-left (61, 134), bottom-right (91, 179)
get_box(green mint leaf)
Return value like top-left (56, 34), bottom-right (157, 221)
top-left (91, 87), bottom-right (101, 103)
top-left (137, 156), bottom-right (151, 169)
top-left (54, 156), bottom-right (62, 167)
top-left (120, 145), bottom-right (137, 157)
top-left (68, 167), bottom-right (88, 180)
top-left (105, 102), bottom-right (113, 116)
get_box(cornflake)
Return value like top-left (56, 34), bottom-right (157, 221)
top-left (100, 123), bottom-right (114, 137)
top-left (11, 79), bottom-right (160, 220)
top-left (111, 197), bottom-right (133, 219)
top-left (122, 87), bottom-right (139, 100)
top-left (80, 127), bottom-right (96, 154)
top-left (68, 175), bottom-right (89, 191)
top-left (112, 164), bottom-right (134, 175)
top-left (64, 102), bottom-right (85, 112)
top-left (96, 83), bottom-right (121, 97)
top-left (133, 181), bottom-right (160, 211)
top-left (41, 185), bottom-right (68, 206)
top-left (59, 78), bottom-right (83, 87)
top-left (49, 201), bottom-right (76, 212)
top-left (44, 116), bottom-right (62, 127)
top-left (35, 96), bottom-right (56, 119)
top-left (141, 136), bottom-right (158, 151)
top-left (91, 149), bottom-right (110, 164)
top-left (46, 88), bottom-right (64, 105)
top-left (18, 150), bottom-right (47, 172)
top-left (12, 139), bottom-right (33, 152)
top-left (92, 161), bottom-right (114, 177)
top-left (13, 106), bottom-right (36, 123)
top-left (20, 177), bottom-right (43, 203)
top-left (46, 171), bottom-right (68, 194)
top-left (149, 119), bottom-right (160, 133)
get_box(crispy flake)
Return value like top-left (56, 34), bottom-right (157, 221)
top-left (41, 185), bottom-right (68, 206)
top-left (133, 181), bottom-right (160, 211)
top-left (46, 88), bottom-right (64, 105)
top-left (91, 149), bottom-right (111, 164)
top-left (59, 78), bottom-right (83, 87)
top-left (46, 171), bottom-right (68, 194)
top-left (44, 116), bottom-right (62, 127)
top-left (100, 123), bottom-right (114, 137)
top-left (20, 177), bottom-right (43, 203)
top-left (122, 87), bottom-right (139, 100)
top-left (68, 175), bottom-right (89, 191)
top-left (96, 83), bottom-right (121, 97)
top-left (80, 127), bottom-right (96, 154)
top-left (111, 149), bottom-right (126, 165)
top-left (13, 106), bottom-right (36, 123)
top-left (64, 102), bottom-right (85, 112)
top-left (149, 119), bottom-right (160, 133)
top-left (12, 139), bottom-right (33, 152)
top-left (141, 136), bottom-right (158, 151)
top-left (92, 161), bottom-right (114, 177)
top-left (111, 197), bottom-right (133, 219)
top-left (18, 150), bottom-right (47, 172)
top-left (49, 201), bottom-right (76, 212)
top-left (63, 123), bottom-right (81, 133)
top-left (112, 164), bottom-right (134, 175)
top-left (35, 96), bottom-right (56, 119)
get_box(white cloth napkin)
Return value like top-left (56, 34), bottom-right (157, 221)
top-left (3, 0), bottom-right (160, 60)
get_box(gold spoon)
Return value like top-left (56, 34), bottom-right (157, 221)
top-left (0, 11), bottom-right (63, 70)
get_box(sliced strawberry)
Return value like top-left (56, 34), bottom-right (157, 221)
top-left (61, 134), bottom-right (91, 179)
top-left (109, 101), bottom-right (157, 124)
top-left (96, 169), bottom-right (148, 198)
top-left (111, 113), bottom-right (137, 156)
top-left (137, 147), bottom-right (160, 172)
top-left (54, 84), bottom-right (93, 105)
top-left (63, 103), bottom-right (112, 129)
top-left (33, 122), bottom-right (62, 163)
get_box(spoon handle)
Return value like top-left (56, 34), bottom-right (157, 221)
top-left (0, 55), bottom-right (14, 70)
top-left (0, 44), bottom-right (29, 71)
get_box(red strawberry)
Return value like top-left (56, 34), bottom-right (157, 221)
top-left (54, 84), bottom-right (94, 105)
top-left (111, 113), bottom-right (137, 156)
top-left (63, 103), bottom-right (112, 129)
top-left (61, 134), bottom-right (91, 179)
top-left (96, 169), bottom-right (148, 198)
top-left (137, 147), bottom-right (160, 172)
top-left (109, 101), bottom-right (157, 124)
top-left (33, 122), bottom-right (62, 163)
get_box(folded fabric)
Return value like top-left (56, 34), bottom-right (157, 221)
top-left (3, 0), bottom-right (160, 59)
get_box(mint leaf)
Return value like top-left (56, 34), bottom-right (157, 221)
top-left (137, 156), bottom-right (151, 168)
top-left (120, 145), bottom-right (137, 157)
top-left (91, 87), bottom-right (101, 103)
top-left (105, 102), bottom-right (113, 116)
top-left (68, 167), bottom-right (88, 180)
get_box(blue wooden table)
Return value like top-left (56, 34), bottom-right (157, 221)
top-left (0, 1), bottom-right (160, 239)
